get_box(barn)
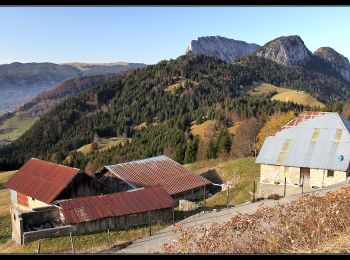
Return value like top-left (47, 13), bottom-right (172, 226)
top-left (94, 155), bottom-right (211, 200)
top-left (4, 158), bottom-right (104, 244)
top-left (4, 158), bottom-right (104, 212)
top-left (256, 112), bottom-right (350, 197)
top-left (58, 186), bottom-right (176, 235)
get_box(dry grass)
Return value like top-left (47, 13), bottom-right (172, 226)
top-left (271, 91), bottom-right (325, 108)
top-left (248, 82), bottom-right (324, 108)
top-left (163, 185), bottom-right (350, 253)
top-left (185, 157), bottom-right (260, 207)
top-left (0, 224), bottom-right (167, 253)
top-left (248, 82), bottom-right (291, 96)
top-left (227, 121), bottom-right (244, 136)
top-left (164, 79), bottom-right (199, 94)
top-left (0, 171), bottom-right (16, 217)
top-left (76, 137), bottom-right (131, 155)
top-left (190, 120), bottom-right (217, 142)
top-left (307, 231), bottom-right (350, 253)
top-left (0, 171), bottom-right (16, 245)
top-left (165, 80), bottom-right (187, 93)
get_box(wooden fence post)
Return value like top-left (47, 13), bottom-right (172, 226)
top-left (70, 232), bottom-right (75, 254)
top-left (36, 242), bottom-right (41, 254)
top-left (203, 186), bottom-right (206, 210)
top-left (284, 177), bottom-right (287, 197)
top-left (148, 211), bottom-right (152, 236)
top-left (107, 229), bottom-right (111, 247)
top-left (226, 185), bottom-right (229, 209)
top-left (252, 181), bottom-right (256, 202)
top-left (172, 205), bottom-right (175, 226)
top-left (302, 175), bottom-right (304, 194)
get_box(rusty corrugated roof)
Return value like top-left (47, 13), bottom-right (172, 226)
top-left (59, 186), bottom-right (176, 224)
top-left (98, 155), bottom-right (211, 196)
top-left (4, 158), bottom-right (80, 204)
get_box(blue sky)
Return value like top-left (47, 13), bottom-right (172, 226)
top-left (0, 6), bottom-right (349, 64)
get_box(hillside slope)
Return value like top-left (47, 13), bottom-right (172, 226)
top-left (1, 54), bottom-right (350, 169)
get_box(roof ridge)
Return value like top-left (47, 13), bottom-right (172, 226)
top-left (29, 158), bottom-right (80, 171)
top-left (106, 155), bottom-right (170, 167)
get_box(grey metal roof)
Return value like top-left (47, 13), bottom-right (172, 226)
top-left (256, 112), bottom-right (350, 171)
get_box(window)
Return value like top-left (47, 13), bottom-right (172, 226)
top-left (327, 170), bottom-right (334, 177)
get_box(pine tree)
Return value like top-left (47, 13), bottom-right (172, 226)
top-left (205, 138), bottom-right (218, 159)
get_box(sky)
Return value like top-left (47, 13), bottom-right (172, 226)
top-left (0, 6), bottom-right (349, 65)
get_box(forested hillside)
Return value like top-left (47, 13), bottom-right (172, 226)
top-left (0, 54), bottom-right (348, 170)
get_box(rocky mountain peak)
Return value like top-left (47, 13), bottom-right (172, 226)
top-left (255, 35), bottom-right (312, 66)
top-left (186, 36), bottom-right (260, 62)
top-left (314, 47), bottom-right (350, 82)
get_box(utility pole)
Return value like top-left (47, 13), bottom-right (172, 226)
top-left (284, 177), bottom-right (287, 197)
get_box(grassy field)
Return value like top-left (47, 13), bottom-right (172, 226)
top-left (164, 79), bottom-right (199, 94)
top-left (76, 137), bottom-right (132, 155)
top-left (0, 115), bottom-right (37, 140)
top-left (0, 223), bottom-right (167, 253)
top-left (164, 79), bottom-right (187, 93)
top-left (249, 82), bottom-right (325, 108)
top-left (248, 82), bottom-right (291, 96)
top-left (0, 171), bottom-right (16, 245)
top-left (185, 157), bottom-right (260, 207)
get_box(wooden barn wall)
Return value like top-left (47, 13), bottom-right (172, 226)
top-left (56, 173), bottom-right (105, 201)
top-left (75, 208), bottom-right (173, 235)
top-left (94, 169), bottom-right (134, 194)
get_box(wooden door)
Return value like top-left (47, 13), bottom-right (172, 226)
top-left (300, 167), bottom-right (310, 185)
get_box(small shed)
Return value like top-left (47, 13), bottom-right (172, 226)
top-left (59, 186), bottom-right (176, 235)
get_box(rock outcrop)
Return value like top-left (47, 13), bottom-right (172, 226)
top-left (186, 36), bottom-right (260, 62)
top-left (255, 35), bottom-right (312, 66)
top-left (314, 47), bottom-right (350, 82)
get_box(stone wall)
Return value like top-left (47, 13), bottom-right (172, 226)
top-left (23, 226), bottom-right (76, 244)
top-left (10, 206), bottom-right (23, 244)
top-left (259, 164), bottom-right (348, 197)
top-left (260, 164), bottom-right (300, 185)
top-left (309, 169), bottom-right (347, 188)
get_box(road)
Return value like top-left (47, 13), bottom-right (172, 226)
top-left (107, 180), bottom-right (350, 254)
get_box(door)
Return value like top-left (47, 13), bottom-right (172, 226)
top-left (300, 167), bottom-right (310, 185)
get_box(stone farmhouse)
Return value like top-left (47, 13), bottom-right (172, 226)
top-left (256, 111), bottom-right (350, 197)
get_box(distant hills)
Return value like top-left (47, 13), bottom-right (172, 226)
top-left (64, 62), bottom-right (146, 76)
top-left (0, 61), bottom-right (146, 114)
